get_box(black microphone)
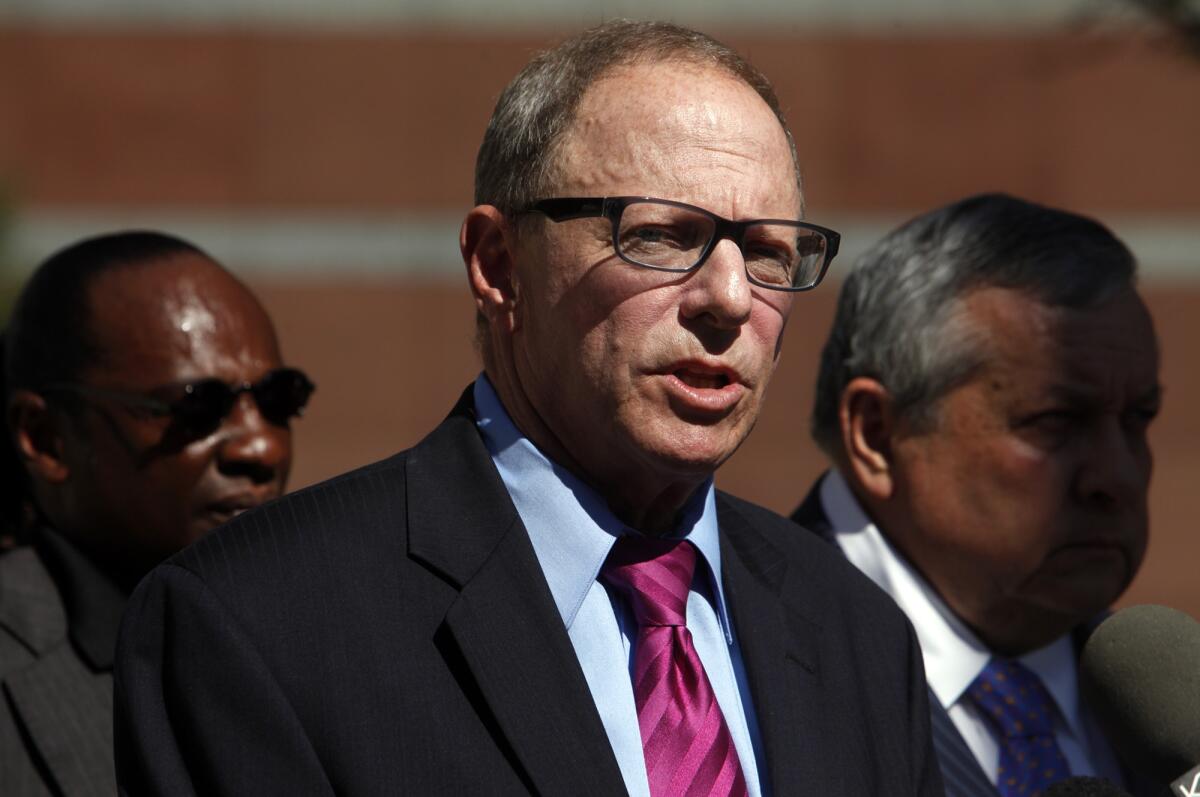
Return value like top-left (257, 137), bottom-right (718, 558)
top-left (1042, 775), bottom-right (1132, 796)
top-left (1079, 604), bottom-right (1200, 789)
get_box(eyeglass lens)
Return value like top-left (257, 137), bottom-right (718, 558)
top-left (615, 201), bottom-right (828, 289)
top-left (174, 368), bottom-right (313, 434)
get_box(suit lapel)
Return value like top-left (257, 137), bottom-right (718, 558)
top-left (1, 550), bottom-right (115, 797)
top-left (717, 495), bottom-right (826, 797)
top-left (928, 696), bottom-right (998, 797)
top-left (406, 392), bottom-right (626, 796)
top-left (4, 649), bottom-right (115, 797)
top-left (788, 473), bottom-right (833, 542)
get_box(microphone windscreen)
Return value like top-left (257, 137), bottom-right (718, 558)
top-left (1042, 776), bottom-right (1131, 796)
top-left (1079, 604), bottom-right (1200, 784)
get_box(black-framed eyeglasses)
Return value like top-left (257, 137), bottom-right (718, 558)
top-left (522, 196), bottom-right (840, 292)
top-left (41, 367), bottom-right (315, 437)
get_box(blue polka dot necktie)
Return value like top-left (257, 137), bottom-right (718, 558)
top-left (967, 658), bottom-right (1071, 797)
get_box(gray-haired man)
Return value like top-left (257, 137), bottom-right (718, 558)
top-left (793, 192), bottom-right (1161, 797)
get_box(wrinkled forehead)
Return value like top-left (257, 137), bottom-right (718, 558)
top-left (1050, 290), bottom-right (1159, 382)
top-left (967, 286), bottom-right (1160, 399)
top-left (550, 61), bottom-right (802, 214)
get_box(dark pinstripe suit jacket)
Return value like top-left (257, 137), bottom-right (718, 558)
top-left (0, 545), bottom-right (115, 797)
top-left (792, 473), bottom-right (1163, 797)
top-left (115, 390), bottom-right (945, 796)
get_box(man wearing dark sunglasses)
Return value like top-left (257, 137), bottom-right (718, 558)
top-left (116, 21), bottom-right (941, 797)
top-left (1, 230), bottom-right (311, 795)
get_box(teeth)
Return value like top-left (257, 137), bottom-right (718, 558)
top-left (676, 371), bottom-right (727, 389)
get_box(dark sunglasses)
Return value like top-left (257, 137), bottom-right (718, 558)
top-left (41, 367), bottom-right (315, 436)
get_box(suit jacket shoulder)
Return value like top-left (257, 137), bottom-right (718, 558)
top-left (117, 391), bottom-right (625, 796)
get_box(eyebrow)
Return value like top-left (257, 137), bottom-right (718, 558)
top-left (1043, 382), bottom-right (1163, 408)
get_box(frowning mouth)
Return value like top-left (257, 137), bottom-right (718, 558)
top-left (1054, 539), bottom-right (1129, 558)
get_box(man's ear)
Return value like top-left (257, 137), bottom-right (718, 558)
top-left (8, 389), bottom-right (70, 484)
top-left (461, 205), bottom-right (520, 335)
top-left (839, 377), bottom-right (896, 501)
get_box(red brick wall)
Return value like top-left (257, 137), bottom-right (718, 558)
top-left (1, 28), bottom-right (1198, 214)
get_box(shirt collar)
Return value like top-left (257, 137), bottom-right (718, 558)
top-left (822, 469), bottom-right (1086, 737)
top-left (1022, 635), bottom-right (1084, 740)
top-left (822, 469), bottom-right (991, 709)
top-left (32, 525), bottom-right (128, 671)
top-left (473, 374), bottom-right (732, 642)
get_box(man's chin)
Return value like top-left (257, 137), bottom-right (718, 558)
top-left (1005, 583), bottom-right (1127, 650)
top-left (1038, 549), bottom-right (1136, 614)
top-left (639, 430), bottom-right (745, 477)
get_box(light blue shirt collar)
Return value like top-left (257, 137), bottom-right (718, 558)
top-left (473, 374), bottom-right (733, 642)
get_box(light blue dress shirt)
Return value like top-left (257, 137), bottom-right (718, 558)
top-left (473, 376), bottom-right (766, 797)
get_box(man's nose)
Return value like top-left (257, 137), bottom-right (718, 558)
top-left (216, 394), bottom-right (293, 485)
top-left (1074, 417), bottom-right (1152, 512)
top-left (679, 239), bottom-right (753, 329)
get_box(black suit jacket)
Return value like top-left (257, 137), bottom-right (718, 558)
top-left (115, 392), bottom-right (944, 796)
top-left (1, 543), bottom-right (117, 797)
top-left (792, 474), bottom-right (1164, 797)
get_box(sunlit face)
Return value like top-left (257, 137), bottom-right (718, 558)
top-left (55, 254), bottom-right (294, 575)
top-left (505, 62), bottom-right (802, 511)
top-left (886, 286), bottom-right (1160, 654)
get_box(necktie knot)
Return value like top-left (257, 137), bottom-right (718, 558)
top-left (968, 658), bottom-right (1057, 739)
top-left (966, 658), bottom-right (1071, 797)
top-left (601, 536), bottom-right (696, 628)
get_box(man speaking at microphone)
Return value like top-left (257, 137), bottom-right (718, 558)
top-left (114, 20), bottom-right (942, 796)
top-left (792, 193), bottom-right (1163, 797)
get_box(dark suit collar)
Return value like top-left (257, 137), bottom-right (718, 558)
top-left (33, 525), bottom-right (126, 671)
top-left (405, 386), bottom-right (627, 796)
top-left (928, 698), bottom-right (1000, 797)
top-left (790, 471), bottom-right (833, 540)
top-left (405, 387), bottom-right (518, 588)
top-left (717, 494), bottom-right (826, 796)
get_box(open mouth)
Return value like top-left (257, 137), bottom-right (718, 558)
top-left (674, 369), bottom-right (731, 390)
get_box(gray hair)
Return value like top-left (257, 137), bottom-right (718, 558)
top-left (473, 19), bottom-right (802, 214)
top-left (810, 192), bottom-right (1138, 454)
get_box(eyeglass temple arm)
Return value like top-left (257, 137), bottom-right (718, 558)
top-left (823, 230), bottom-right (841, 260)
top-left (38, 383), bottom-right (173, 415)
top-left (529, 198), bottom-right (609, 222)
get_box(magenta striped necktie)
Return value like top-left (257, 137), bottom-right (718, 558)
top-left (602, 537), bottom-right (748, 797)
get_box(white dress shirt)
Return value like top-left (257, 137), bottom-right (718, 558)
top-left (820, 469), bottom-right (1125, 787)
